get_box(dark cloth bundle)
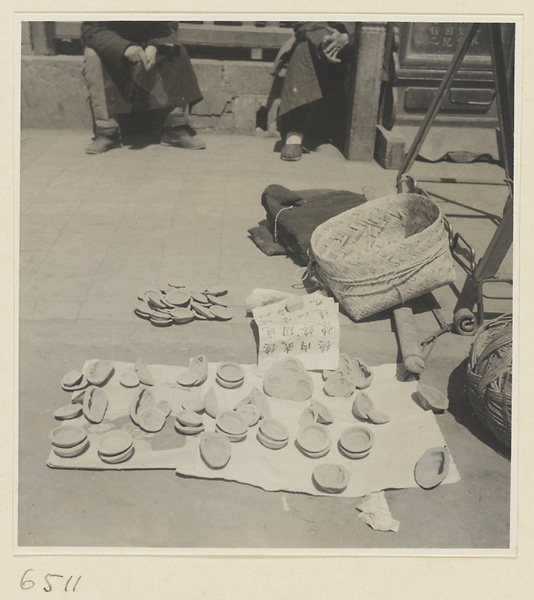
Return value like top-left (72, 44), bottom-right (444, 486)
top-left (251, 184), bottom-right (366, 266)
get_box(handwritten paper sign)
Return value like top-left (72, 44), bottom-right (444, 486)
top-left (253, 291), bottom-right (340, 371)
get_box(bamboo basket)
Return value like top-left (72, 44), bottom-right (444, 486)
top-left (309, 193), bottom-right (456, 321)
top-left (467, 314), bottom-right (512, 447)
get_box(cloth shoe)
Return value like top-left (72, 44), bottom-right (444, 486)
top-left (281, 143), bottom-right (303, 161)
top-left (161, 127), bottom-right (206, 150)
top-left (85, 135), bottom-right (121, 155)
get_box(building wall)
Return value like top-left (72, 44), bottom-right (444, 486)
top-left (20, 55), bottom-right (282, 135)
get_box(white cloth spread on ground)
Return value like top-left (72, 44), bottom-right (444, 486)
top-left (47, 360), bottom-right (460, 497)
top-left (253, 291), bottom-right (340, 371)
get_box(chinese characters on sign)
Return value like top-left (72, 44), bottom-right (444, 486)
top-left (253, 292), bottom-right (340, 370)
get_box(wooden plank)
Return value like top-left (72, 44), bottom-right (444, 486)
top-left (345, 23), bottom-right (387, 161)
top-left (178, 24), bottom-right (292, 48)
top-left (49, 21), bottom-right (293, 50)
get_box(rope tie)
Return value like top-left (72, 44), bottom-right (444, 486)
top-left (324, 250), bottom-right (446, 298)
top-left (300, 253), bottom-right (325, 292)
top-left (273, 206), bottom-right (293, 243)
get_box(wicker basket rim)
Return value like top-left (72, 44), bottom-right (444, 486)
top-left (310, 196), bottom-right (447, 275)
top-left (310, 192), bottom-right (444, 250)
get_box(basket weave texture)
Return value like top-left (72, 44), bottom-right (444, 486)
top-left (309, 193), bottom-right (456, 321)
top-left (467, 314), bottom-right (512, 447)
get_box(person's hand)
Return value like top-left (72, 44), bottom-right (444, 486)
top-left (321, 27), bottom-right (349, 63)
top-left (144, 45), bottom-right (158, 71)
top-left (124, 45), bottom-right (148, 69)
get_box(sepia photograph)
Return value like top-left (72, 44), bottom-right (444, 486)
top-left (16, 14), bottom-right (517, 557)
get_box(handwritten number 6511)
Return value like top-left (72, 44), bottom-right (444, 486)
top-left (20, 569), bottom-right (82, 592)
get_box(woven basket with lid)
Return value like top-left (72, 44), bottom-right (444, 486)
top-left (467, 314), bottom-right (512, 447)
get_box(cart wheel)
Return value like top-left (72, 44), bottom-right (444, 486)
top-left (453, 308), bottom-right (477, 336)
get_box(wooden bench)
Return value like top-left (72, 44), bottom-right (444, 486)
top-left (30, 21), bottom-right (296, 60)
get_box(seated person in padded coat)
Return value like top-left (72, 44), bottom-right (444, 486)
top-left (82, 21), bottom-right (206, 154)
top-left (275, 22), bottom-right (356, 161)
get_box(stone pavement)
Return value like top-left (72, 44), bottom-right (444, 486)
top-left (18, 129), bottom-right (512, 549)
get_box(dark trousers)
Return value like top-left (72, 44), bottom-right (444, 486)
top-left (82, 47), bottom-right (189, 138)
